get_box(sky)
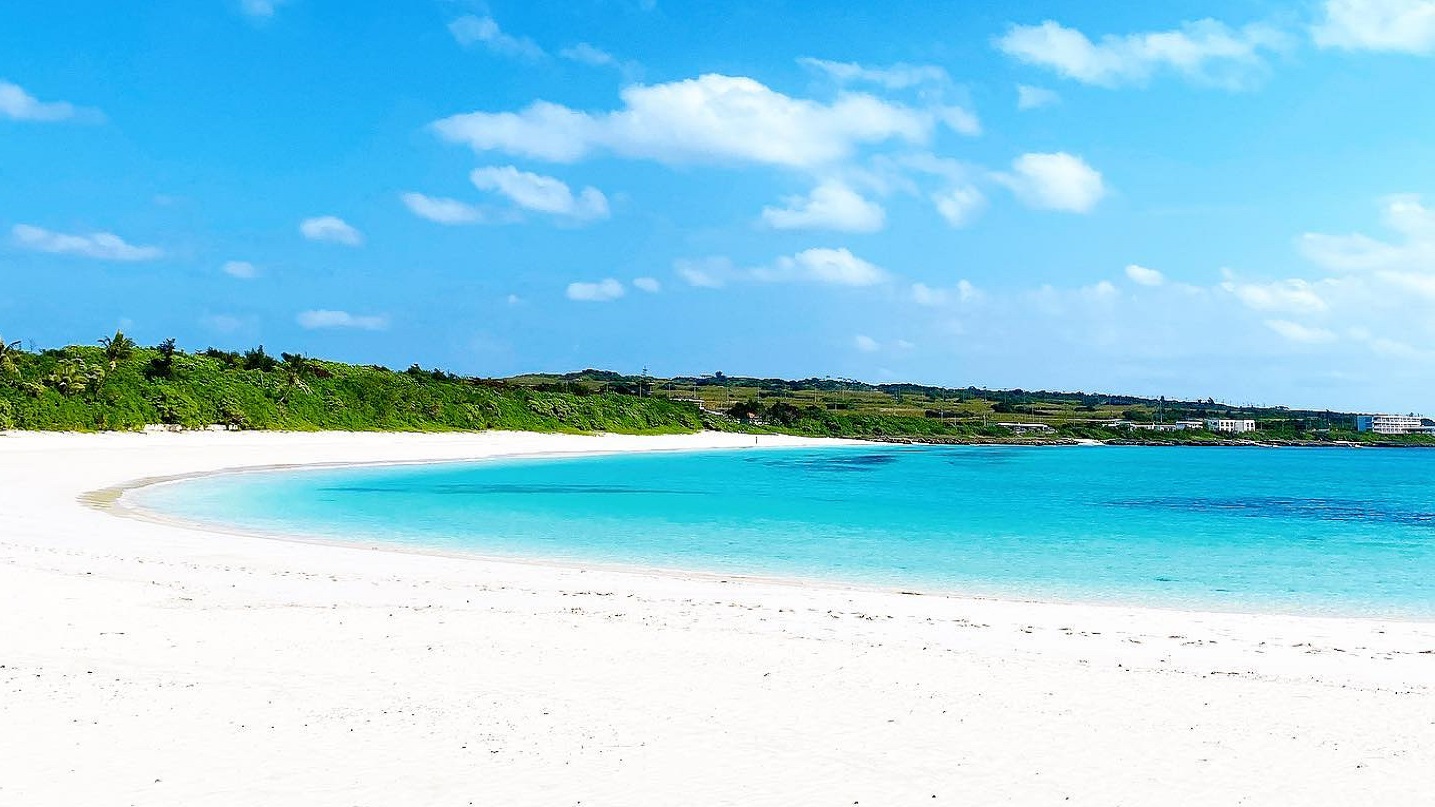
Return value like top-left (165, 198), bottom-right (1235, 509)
top-left (3, 0), bottom-right (1435, 411)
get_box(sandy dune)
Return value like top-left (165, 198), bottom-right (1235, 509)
top-left (2, 431), bottom-right (1433, 806)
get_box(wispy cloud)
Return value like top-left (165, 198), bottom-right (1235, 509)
top-left (449, 15), bottom-right (545, 60)
top-left (296, 309), bottom-right (389, 330)
top-left (1313, 0), bottom-right (1435, 54)
top-left (996, 18), bottom-right (1290, 88)
top-left (299, 216), bottom-right (363, 246)
top-left (1016, 84), bottom-right (1060, 110)
top-left (222, 260), bottom-right (260, 279)
top-left (0, 80), bottom-right (100, 122)
top-left (678, 248), bottom-right (890, 289)
top-left (566, 278), bottom-right (625, 301)
top-left (401, 192), bottom-right (484, 225)
top-left (239, 0), bottom-right (286, 19)
top-left (11, 224), bottom-right (162, 261)
top-left (470, 166), bottom-right (609, 222)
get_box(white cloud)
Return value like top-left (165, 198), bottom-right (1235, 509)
top-left (996, 19), bottom-right (1289, 88)
top-left (296, 310), bottom-right (389, 330)
top-left (853, 334), bottom-right (881, 353)
top-left (300, 216), bottom-right (363, 246)
top-left (1266, 319), bottom-right (1338, 344)
top-left (1313, 0), bottom-right (1435, 53)
top-left (1299, 195), bottom-right (1435, 273)
top-left (761, 180), bottom-right (885, 232)
top-left (202, 314), bottom-right (248, 333)
top-left (432, 74), bottom-right (934, 168)
top-left (559, 43), bottom-right (635, 74)
top-left (222, 260), bottom-right (259, 279)
top-left (401, 192), bottom-right (484, 225)
top-left (912, 280), bottom-right (981, 306)
top-left (567, 278), bottom-right (625, 301)
top-left (240, 0), bottom-right (284, 19)
top-left (678, 248), bottom-right (889, 289)
top-left (798, 58), bottom-right (951, 89)
top-left (1221, 277), bottom-right (1329, 313)
top-left (11, 224), bottom-right (162, 261)
top-left (675, 257), bottom-right (732, 288)
top-left (633, 277), bottom-right (661, 293)
top-left (0, 80), bottom-right (96, 122)
top-left (1125, 264), bottom-right (1165, 286)
top-left (932, 186), bottom-right (986, 227)
top-left (758, 247), bottom-right (889, 286)
top-left (470, 166), bottom-right (609, 221)
top-left (1016, 84), bottom-right (1061, 110)
top-left (997, 152), bottom-right (1106, 213)
top-left (449, 15), bottom-right (545, 60)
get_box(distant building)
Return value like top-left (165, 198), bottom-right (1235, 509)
top-left (1355, 415), bottom-right (1435, 435)
top-left (997, 422), bottom-right (1055, 435)
top-left (1205, 419), bottom-right (1257, 434)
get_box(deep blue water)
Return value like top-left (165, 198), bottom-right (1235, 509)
top-left (133, 445), bottom-right (1435, 617)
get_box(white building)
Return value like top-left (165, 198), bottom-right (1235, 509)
top-left (1355, 415), bottom-right (1435, 435)
top-left (1205, 419), bottom-right (1257, 434)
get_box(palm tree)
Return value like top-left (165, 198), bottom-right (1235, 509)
top-left (0, 335), bottom-right (21, 377)
top-left (99, 330), bottom-right (137, 369)
top-left (278, 352), bottom-right (314, 402)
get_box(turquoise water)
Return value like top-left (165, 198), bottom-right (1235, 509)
top-left (134, 445), bottom-right (1435, 618)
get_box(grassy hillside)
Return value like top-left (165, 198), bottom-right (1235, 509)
top-left (0, 337), bottom-right (703, 434)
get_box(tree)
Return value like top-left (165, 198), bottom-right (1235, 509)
top-left (99, 330), bottom-right (137, 369)
top-left (146, 338), bottom-right (179, 380)
top-left (0, 335), bottom-right (22, 377)
top-left (243, 345), bottom-right (277, 372)
top-left (278, 352), bottom-right (315, 401)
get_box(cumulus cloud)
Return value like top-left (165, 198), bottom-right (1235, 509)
top-left (1016, 84), bottom-right (1061, 110)
top-left (632, 277), bottom-right (661, 293)
top-left (300, 216), bottom-right (363, 246)
top-left (11, 224), bottom-right (162, 261)
top-left (853, 334), bottom-right (881, 353)
top-left (1125, 264), bottom-right (1165, 286)
top-left (222, 260), bottom-right (259, 279)
top-left (431, 74), bottom-right (934, 168)
top-left (997, 152), bottom-right (1106, 213)
top-left (449, 15), bottom-right (545, 60)
top-left (0, 80), bottom-right (98, 122)
top-left (567, 278), bottom-right (625, 301)
top-left (761, 180), bottom-right (885, 232)
top-left (1266, 319), bottom-right (1338, 344)
top-left (401, 192), bottom-right (484, 225)
top-left (996, 19), bottom-right (1290, 88)
top-left (932, 186), bottom-right (986, 227)
top-left (470, 166), bottom-right (609, 221)
top-left (756, 247), bottom-right (889, 286)
top-left (1313, 0), bottom-right (1435, 53)
top-left (296, 310), bottom-right (389, 330)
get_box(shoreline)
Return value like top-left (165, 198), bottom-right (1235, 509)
top-left (105, 447), bottom-right (1435, 625)
top-left (4, 430), bottom-right (1434, 805)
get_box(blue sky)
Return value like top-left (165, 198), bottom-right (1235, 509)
top-left (4, 0), bottom-right (1435, 411)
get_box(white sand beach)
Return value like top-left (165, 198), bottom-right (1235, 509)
top-left (2, 430), bottom-right (1433, 806)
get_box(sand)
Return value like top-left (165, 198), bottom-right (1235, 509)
top-left (1, 430), bottom-right (1433, 806)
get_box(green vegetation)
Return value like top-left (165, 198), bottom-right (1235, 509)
top-left (0, 336), bottom-right (703, 434)
top-left (2, 334), bottom-right (1431, 445)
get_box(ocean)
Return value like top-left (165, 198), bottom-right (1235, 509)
top-left (132, 444), bottom-right (1435, 618)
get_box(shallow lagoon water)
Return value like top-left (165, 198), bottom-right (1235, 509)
top-left (134, 444), bottom-right (1435, 618)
